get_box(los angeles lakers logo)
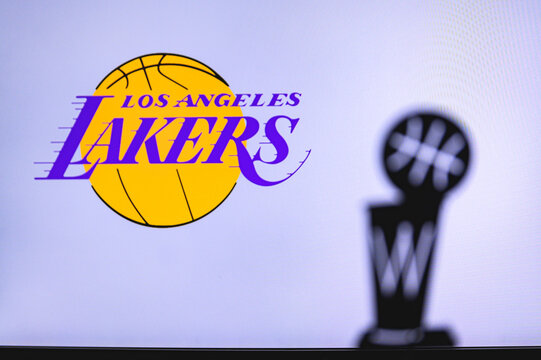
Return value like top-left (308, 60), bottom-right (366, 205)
top-left (36, 53), bottom-right (310, 227)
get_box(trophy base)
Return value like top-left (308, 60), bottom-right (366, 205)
top-left (358, 327), bottom-right (455, 348)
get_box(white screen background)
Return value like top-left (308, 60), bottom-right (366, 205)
top-left (0, 0), bottom-right (540, 347)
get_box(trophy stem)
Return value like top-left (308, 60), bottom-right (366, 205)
top-left (359, 202), bottom-right (454, 347)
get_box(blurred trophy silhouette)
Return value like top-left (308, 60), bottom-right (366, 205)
top-left (359, 111), bottom-right (471, 348)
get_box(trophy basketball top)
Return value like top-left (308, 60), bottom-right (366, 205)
top-left (383, 112), bottom-right (470, 196)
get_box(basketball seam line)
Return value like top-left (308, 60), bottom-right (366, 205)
top-left (91, 182), bottom-right (237, 228)
top-left (139, 57), bottom-right (153, 91)
top-left (116, 168), bottom-right (149, 225)
top-left (158, 54), bottom-right (188, 90)
top-left (95, 53), bottom-right (228, 90)
top-left (117, 68), bottom-right (129, 89)
top-left (104, 63), bottom-right (227, 90)
top-left (176, 169), bottom-right (194, 221)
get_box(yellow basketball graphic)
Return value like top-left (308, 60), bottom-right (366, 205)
top-left (81, 54), bottom-right (245, 227)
